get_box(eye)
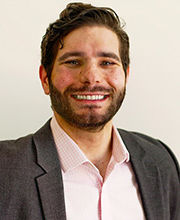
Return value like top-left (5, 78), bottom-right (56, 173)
top-left (64, 60), bottom-right (80, 65)
top-left (100, 60), bottom-right (116, 66)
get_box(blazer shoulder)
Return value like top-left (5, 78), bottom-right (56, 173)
top-left (118, 128), bottom-right (180, 177)
top-left (0, 134), bottom-right (33, 150)
top-left (0, 134), bottom-right (35, 168)
top-left (119, 128), bottom-right (165, 148)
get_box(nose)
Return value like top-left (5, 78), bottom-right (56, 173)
top-left (79, 63), bottom-right (103, 85)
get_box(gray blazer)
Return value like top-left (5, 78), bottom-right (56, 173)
top-left (0, 120), bottom-right (179, 220)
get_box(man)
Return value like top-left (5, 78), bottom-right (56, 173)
top-left (0, 2), bottom-right (179, 220)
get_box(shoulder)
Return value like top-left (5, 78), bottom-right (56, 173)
top-left (118, 128), bottom-right (166, 148)
top-left (0, 134), bottom-right (34, 151)
top-left (0, 119), bottom-right (51, 155)
top-left (118, 128), bottom-right (180, 177)
top-left (0, 134), bottom-right (35, 168)
top-left (118, 128), bottom-right (177, 158)
top-left (0, 120), bottom-right (52, 168)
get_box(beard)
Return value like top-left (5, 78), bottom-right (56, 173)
top-left (49, 82), bottom-right (126, 131)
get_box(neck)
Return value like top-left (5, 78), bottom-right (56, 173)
top-left (54, 112), bottom-right (113, 177)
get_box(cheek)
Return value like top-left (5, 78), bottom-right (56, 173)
top-left (107, 70), bottom-right (126, 89)
top-left (51, 67), bottom-right (75, 92)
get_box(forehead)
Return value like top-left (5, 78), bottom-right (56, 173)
top-left (59, 25), bottom-right (120, 56)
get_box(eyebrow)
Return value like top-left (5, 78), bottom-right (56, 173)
top-left (57, 51), bottom-right (121, 62)
top-left (97, 52), bottom-right (121, 62)
top-left (57, 52), bottom-right (85, 62)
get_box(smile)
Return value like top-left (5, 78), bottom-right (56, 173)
top-left (72, 94), bottom-right (109, 100)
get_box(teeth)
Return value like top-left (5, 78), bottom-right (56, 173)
top-left (74, 95), bottom-right (105, 100)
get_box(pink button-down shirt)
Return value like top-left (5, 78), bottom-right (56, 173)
top-left (50, 117), bottom-right (145, 220)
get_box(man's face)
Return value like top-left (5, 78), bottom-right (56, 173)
top-left (41, 26), bottom-right (129, 131)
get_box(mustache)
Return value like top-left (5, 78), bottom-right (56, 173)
top-left (64, 86), bottom-right (114, 94)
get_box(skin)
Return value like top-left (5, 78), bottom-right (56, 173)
top-left (39, 25), bottom-right (129, 178)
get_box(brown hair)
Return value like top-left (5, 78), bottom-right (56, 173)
top-left (41, 2), bottom-right (130, 80)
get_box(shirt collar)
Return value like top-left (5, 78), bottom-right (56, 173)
top-left (112, 126), bottom-right (130, 163)
top-left (50, 116), bottom-right (129, 173)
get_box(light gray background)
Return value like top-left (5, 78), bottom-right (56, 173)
top-left (0, 0), bottom-right (179, 160)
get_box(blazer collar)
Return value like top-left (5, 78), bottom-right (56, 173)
top-left (119, 129), bottom-right (165, 220)
top-left (33, 119), bottom-right (66, 220)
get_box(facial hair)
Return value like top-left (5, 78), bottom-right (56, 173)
top-left (49, 82), bottom-right (126, 131)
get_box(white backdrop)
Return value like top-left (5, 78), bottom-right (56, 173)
top-left (0, 0), bottom-right (179, 160)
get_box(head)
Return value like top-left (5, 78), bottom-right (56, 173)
top-left (41, 2), bottom-right (130, 82)
top-left (40, 2), bottom-right (130, 131)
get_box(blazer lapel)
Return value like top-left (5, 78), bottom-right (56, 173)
top-left (33, 120), bottom-right (66, 220)
top-left (119, 129), bottom-right (165, 220)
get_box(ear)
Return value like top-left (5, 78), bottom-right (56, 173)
top-left (125, 66), bottom-right (130, 83)
top-left (39, 65), bottom-right (50, 95)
